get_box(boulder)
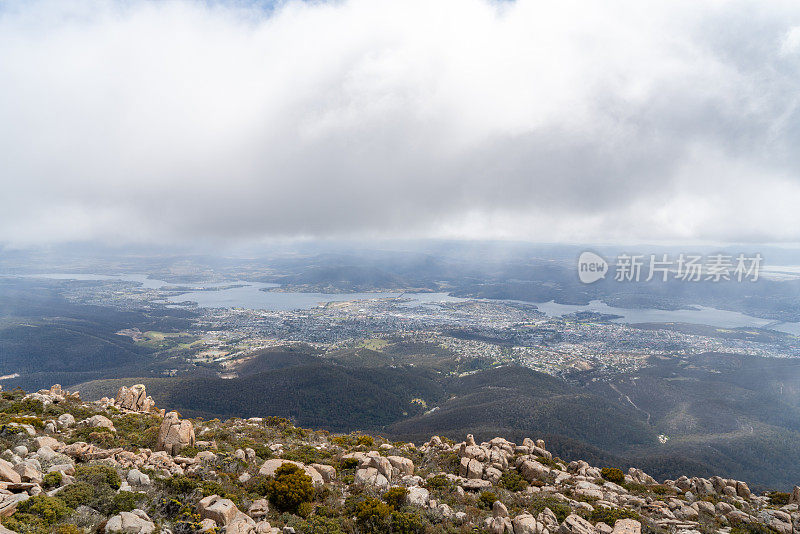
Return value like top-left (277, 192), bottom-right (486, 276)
top-left (485, 516), bottom-right (513, 534)
top-left (493, 500), bottom-right (509, 518)
top-left (790, 486), bottom-right (800, 505)
top-left (156, 412), bottom-right (195, 456)
top-left (248, 499), bottom-right (269, 519)
top-left (611, 519), bottom-right (641, 534)
top-left (0, 459), bottom-right (22, 484)
top-left (198, 494), bottom-right (240, 526)
top-left (127, 468), bottom-right (151, 486)
top-left (105, 509), bottom-right (155, 533)
top-left (33, 436), bottom-right (61, 451)
top-left (79, 415), bottom-right (115, 431)
top-left (57, 413), bottom-right (75, 428)
top-left (13, 461), bottom-right (42, 484)
top-left (354, 467), bottom-right (389, 489)
top-left (310, 463), bottom-right (337, 483)
top-left (559, 514), bottom-right (597, 534)
top-left (407, 486), bottom-right (429, 507)
top-left (459, 457), bottom-right (484, 479)
top-left (736, 481), bottom-right (751, 499)
top-left (512, 514), bottom-right (538, 534)
top-left (386, 456), bottom-right (414, 476)
top-left (0, 493), bottom-right (28, 518)
top-left (519, 459), bottom-right (549, 482)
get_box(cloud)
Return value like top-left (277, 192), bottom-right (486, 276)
top-left (2, 0), bottom-right (800, 245)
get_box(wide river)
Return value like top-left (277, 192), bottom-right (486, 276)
top-left (23, 273), bottom-right (800, 335)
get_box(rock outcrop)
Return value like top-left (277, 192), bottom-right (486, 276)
top-left (113, 384), bottom-right (157, 413)
top-left (155, 411), bottom-right (195, 455)
top-left (0, 384), bottom-right (794, 534)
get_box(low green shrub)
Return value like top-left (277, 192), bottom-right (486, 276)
top-left (382, 487), bottom-right (408, 509)
top-left (767, 492), bottom-right (791, 506)
top-left (74, 463), bottom-right (121, 490)
top-left (499, 469), bottom-right (528, 492)
top-left (600, 467), bottom-right (625, 484)
top-left (478, 491), bottom-right (498, 509)
top-left (42, 471), bottom-right (63, 489)
top-left (590, 507), bottom-right (640, 525)
top-left (15, 495), bottom-right (73, 525)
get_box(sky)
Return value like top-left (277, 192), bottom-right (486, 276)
top-left (2, 0), bottom-right (800, 246)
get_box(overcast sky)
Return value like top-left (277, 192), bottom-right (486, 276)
top-left (2, 0), bottom-right (800, 246)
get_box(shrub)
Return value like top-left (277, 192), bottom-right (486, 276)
top-left (266, 463), bottom-right (315, 513)
top-left (16, 495), bottom-right (73, 525)
top-left (423, 474), bottom-right (453, 491)
top-left (600, 467), bottom-right (625, 484)
top-left (382, 487), bottom-right (408, 509)
top-left (590, 507), bottom-right (640, 525)
top-left (536, 456), bottom-right (560, 469)
top-left (42, 471), bottom-right (63, 489)
top-left (650, 484), bottom-right (675, 495)
top-left (390, 511), bottom-right (426, 534)
top-left (478, 491), bottom-right (498, 509)
top-left (499, 469), bottom-right (528, 492)
top-left (57, 481), bottom-right (96, 509)
top-left (75, 464), bottom-right (121, 490)
top-left (767, 492), bottom-right (791, 506)
top-left (357, 435), bottom-right (374, 447)
top-left (339, 457), bottom-right (359, 470)
top-left (162, 475), bottom-right (200, 496)
top-left (112, 491), bottom-right (145, 514)
top-left (354, 498), bottom-right (393, 533)
top-left (245, 475), bottom-right (271, 496)
top-left (297, 501), bottom-right (314, 518)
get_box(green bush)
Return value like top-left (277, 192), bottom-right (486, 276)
top-left (767, 492), bottom-right (791, 505)
top-left (499, 469), bottom-right (528, 492)
top-left (112, 491), bottom-right (146, 514)
top-left (600, 467), bottom-right (625, 484)
top-left (382, 487), bottom-right (408, 510)
top-left (535, 456), bottom-right (560, 469)
top-left (354, 498), bottom-right (393, 533)
top-left (42, 471), bottom-right (63, 489)
top-left (16, 495), bottom-right (73, 525)
top-left (75, 464), bottom-right (121, 490)
top-left (297, 501), bottom-right (314, 519)
top-left (266, 463), bottom-right (315, 513)
top-left (57, 482), bottom-right (96, 509)
top-left (338, 457), bottom-right (360, 470)
top-left (423, 474), bottom-right (453, 491)
top-left (478, 491), bottom-right (498, 509)
top-left (57, 479), bottom-right (118, 515)
top-left (390, 511), bottom-right (425, 534)
top-left (589, 507), bottom-right (640, 525)
top-left (357, 435), bottom-right (374, 447)
top-left (650, 484), bottom-right (676, 495)
top-left (162, 475), bottom-right (200, 496)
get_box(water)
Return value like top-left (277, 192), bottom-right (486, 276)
top-left (168, 284), bottom-right (462, 311)
top-left (19, 273), bottom-right (800, 334)
top-left (23, 273), bottom-right (465, 311)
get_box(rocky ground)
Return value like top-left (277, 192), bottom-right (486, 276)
top-left (0, 384), bottom-right (798, 534)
